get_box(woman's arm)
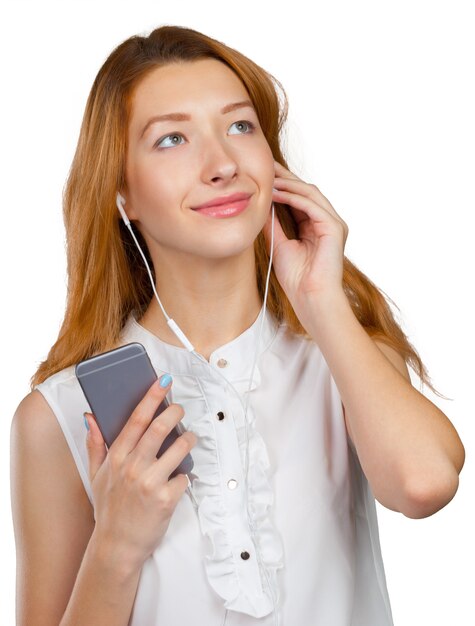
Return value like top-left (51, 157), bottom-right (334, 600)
top-left (10, 391), bottom-right (144, 626)
top-left (59, 530), bottom-right (143, 626)
top-left (307, 291), bottom-right (465, 520)
top-left (268, 160), bottom-right (464, 519)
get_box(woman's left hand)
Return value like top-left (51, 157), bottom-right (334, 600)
top-left (262, 160), bottom-right (349, 317)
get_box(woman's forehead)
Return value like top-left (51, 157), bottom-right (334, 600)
top-left (128, 59), bottom-right (250, 131)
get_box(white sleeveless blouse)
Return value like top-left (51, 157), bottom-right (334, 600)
top-left (34, 308), bottom-right (394, 625)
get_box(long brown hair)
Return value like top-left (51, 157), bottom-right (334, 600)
top-left (30, 25), bottom-right (445, 398)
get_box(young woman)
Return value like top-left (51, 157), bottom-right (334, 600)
top-left (10, 25), bottom-right (465, 626)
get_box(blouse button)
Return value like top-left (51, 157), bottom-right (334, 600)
top-left (227, 479), bottom-right (238, 490)
top-left (217, 358), bottom-right (228, 368)
top-left (217, 411), bottom-right (225, 421)
top-left (240, 551), bottom-right (250, 560)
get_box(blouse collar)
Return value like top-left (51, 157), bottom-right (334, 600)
top-left (120, 306), bottom-right (280, 385)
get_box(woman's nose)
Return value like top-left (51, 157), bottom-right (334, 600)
top-left (200, 145), bottom-right (239, 183)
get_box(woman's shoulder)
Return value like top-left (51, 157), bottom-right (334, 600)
top-left (34, 361), bottom-right (77, 389)
top-left (11, 387), bottom-right (68, 462)
top-left (32, 362), bottom-right (87, 423)
top-left (23, 362), bottom-right (95, 503)
top-left (14, 387), bottom-right (55, 423)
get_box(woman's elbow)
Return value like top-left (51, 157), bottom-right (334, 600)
top-left (402, 469), bottom-right (460, 519)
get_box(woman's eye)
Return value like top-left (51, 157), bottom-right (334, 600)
top-left (228, 120), bottom-right (256, 135)
top-left (154, 133), bottom-right (185, 149)
top-left (153, 120), bottom-right (256, 149)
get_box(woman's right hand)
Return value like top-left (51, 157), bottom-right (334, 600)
top-left (83, 374), bottom-right (197, 570)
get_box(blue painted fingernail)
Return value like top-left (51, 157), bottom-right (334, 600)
top-left (83, 412), bottom-right (90, 430)
top-left (159, 373), bottom-right (172, 388)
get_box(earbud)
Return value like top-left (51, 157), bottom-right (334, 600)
top-left (116, 192), bottom-right (130, 226)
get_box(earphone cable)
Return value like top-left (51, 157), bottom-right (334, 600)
top-left (118, 194), bottom-right (279, 625)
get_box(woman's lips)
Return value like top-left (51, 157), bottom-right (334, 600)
top-left (192, 192), bottom-right (251, 210)
top-left (192, 196), bottom-right (251, 218)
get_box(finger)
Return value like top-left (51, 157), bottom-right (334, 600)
top-left (272, 186), bottom-right (345, 234)
top-left (131, 402), bottom-right (186, 464)
top-left (274, 161), bottom-right (336, 214)
top-left (167, 471), bottom-right (192, 497)
top-left (149, 430), bottom-right (197, 482)
top-left (161, 473), bottom-right (193, 510)
top-left (272, 186), bottom-right (328, 223)
top-left (274, 174), bottom-right (342, 222)
top-left (111, 375), bottom-right (172, 459)
top-left (84, 412), bottom-right (107, 482)
top-left (272, 187), bottom-right (348, 245)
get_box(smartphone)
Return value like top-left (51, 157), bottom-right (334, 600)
top-left (75, 342), bottom-right (194, 479)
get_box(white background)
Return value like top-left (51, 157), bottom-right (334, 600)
top-left (1, 1), bottom-right (474, 624)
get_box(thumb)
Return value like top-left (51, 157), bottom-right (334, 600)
top-left (84, 412), bottom-right (107, 482)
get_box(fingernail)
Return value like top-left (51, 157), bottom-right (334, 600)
top-left (83, 412), bottom-right (90, 431)
top-left (159, 373), bottom-right (173, 388)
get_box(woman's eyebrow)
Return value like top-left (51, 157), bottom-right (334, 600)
top-left (139, 100), bottom-right (256, 139)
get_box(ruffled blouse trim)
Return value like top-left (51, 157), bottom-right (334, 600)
top-left (189, 403), bottom-right (284, 617)
top-left (120, 309), bottom-right (285, 617)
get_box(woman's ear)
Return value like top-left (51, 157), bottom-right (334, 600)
top-left (116, 192), bottom-right (129, 224)
top-left (117, 191), bottom-right (138, 221)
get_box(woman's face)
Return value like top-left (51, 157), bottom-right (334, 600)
top-left (124, 58), bottom-right (275, 260)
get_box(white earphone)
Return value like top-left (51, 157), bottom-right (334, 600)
top-left (116, 192), bottom-right (279, 625)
